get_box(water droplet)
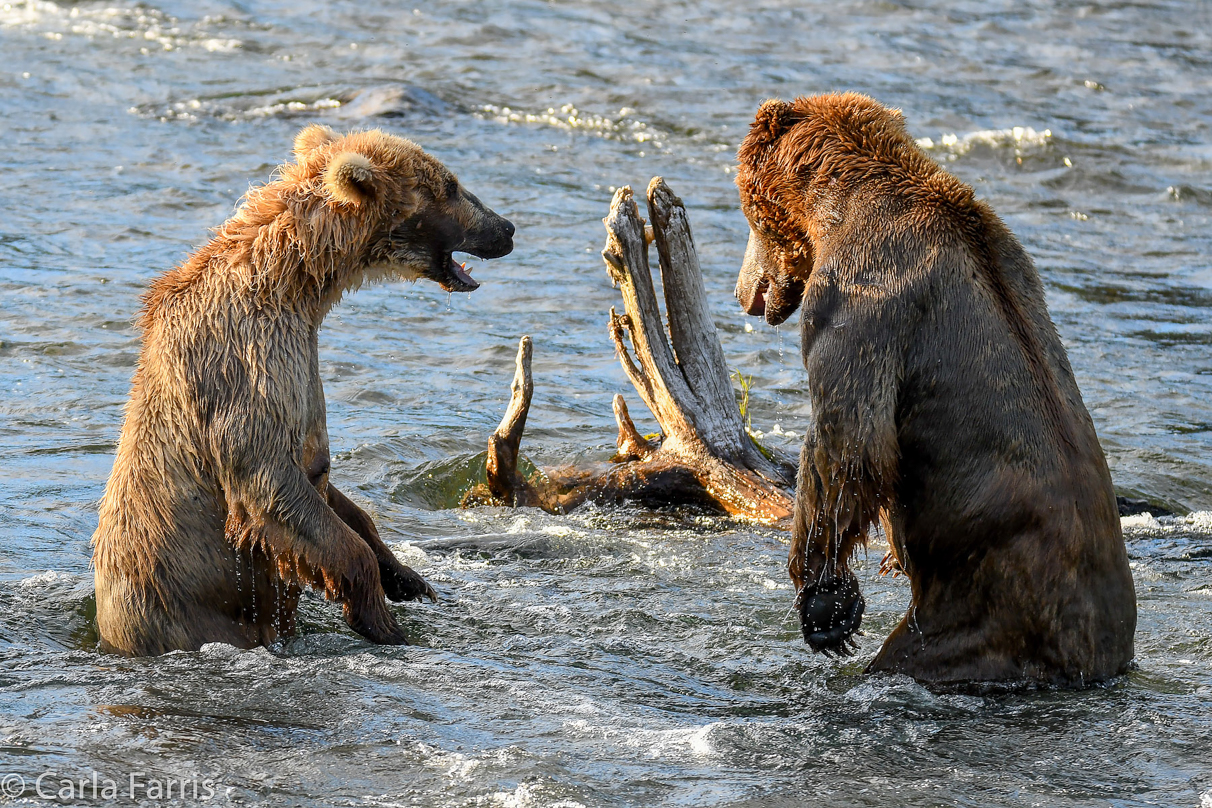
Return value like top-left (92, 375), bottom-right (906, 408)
top-left (233, 550), bottom-right (243, 626)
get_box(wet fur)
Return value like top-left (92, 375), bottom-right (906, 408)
top-left (736, 93), bottom-right (1136, 687)
top-left (91, 126), bottom-right (512, 656)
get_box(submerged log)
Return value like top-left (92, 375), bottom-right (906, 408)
top-left (462, 178), bottom-right (795, 526)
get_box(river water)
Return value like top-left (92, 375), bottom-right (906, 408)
top-left (1, 1), bottom-right (1210, 805)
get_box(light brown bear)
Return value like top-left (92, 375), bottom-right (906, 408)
top-left (92, 125), bottom-right (514, 656)
top-left (734, 93), bottom-right (1135, 687)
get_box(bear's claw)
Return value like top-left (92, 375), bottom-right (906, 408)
top-left (878, 550), bottom-right (904, 578)
top-left (379, 559), bottom-right (438, 603)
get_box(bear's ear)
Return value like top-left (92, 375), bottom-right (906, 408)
top-left (294, 124), bottom-right (338, 161)
top-left (324, 151), bottom-right (378, 207)
top-left (749, 99), bottom-right (798, 146)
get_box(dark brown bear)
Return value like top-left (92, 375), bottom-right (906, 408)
top-left (734, 93), bottom-right (1135, 687)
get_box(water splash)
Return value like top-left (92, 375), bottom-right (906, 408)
top-left (915, 126), bottom-right (1055, 164)
top-left (478, 102), bottom-right (666, 149)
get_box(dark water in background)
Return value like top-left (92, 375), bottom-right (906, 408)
top-left (1, 0), bottom-right (1211, 805)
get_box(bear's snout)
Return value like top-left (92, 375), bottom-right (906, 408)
top-left (464, 215), bottom-right (514, 260)
top-left (459, 193), bottom-right (515, 260)
top-left (736, 228), bottom-right (804, 326)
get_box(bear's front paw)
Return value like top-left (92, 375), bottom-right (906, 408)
top-left (343, 598), bottom-right (408, 646)
top-left (379, 558), bottom-right (438, 603)
top-left (799, 573), bottom-right (865, 657)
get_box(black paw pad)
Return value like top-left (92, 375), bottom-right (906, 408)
top-left (380, 560), bottom-right (438, 603)
top-left (799, 574), bottom-right (865, 656)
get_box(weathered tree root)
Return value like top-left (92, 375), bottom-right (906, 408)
top-left (462, 178), bottom-right (795, 526)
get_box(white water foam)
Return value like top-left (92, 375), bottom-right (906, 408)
top-left (483, 782), bottom-right (587, 808)
top-left (916, 126), bottom-right (1053, 162)
top-left (1121, 510), bottom-right (1212, 536)
top-left (478, 103), bottom-right (665, 148)
top-left (563, 718), bottom-right (718, 760)
top-left (13, 569), bottom-right (92, 603)
top-left (132, 95), bottom-right (341, 123)
top-left (0, 0), bottom-right (241, 52)
top-left (644, 722), bottom-right (716, 757)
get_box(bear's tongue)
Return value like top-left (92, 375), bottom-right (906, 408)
top-left (750, 283), bottom-right (767, 315)
top-left (440, 257), bottom-right (480, 293)
top-left (452, 261), bottom-right (476, 287)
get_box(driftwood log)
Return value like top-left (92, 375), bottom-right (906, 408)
top-left (462, 178), bottom-right (796, 526)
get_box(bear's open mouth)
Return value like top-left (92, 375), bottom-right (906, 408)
top-left (740, 274), bottom-right (804, 327)
top-left (438, 254), bottom-right (480, 293)
top-left (745, 277), bottom-right (769, 316)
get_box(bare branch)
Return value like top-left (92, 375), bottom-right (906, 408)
top-left (602, 187), bottom-right (699, 443)
top-left (613, 394), bottom-right (655, 461)
top-left (484, 336), bottom-right (533, 503)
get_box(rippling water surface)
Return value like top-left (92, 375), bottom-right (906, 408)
top-left (2, 1), bottom-right (1211, 805)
